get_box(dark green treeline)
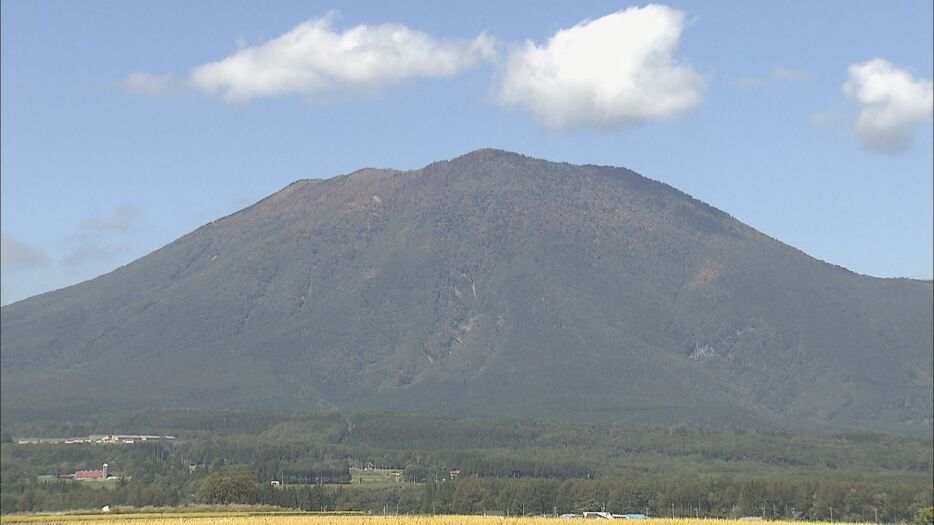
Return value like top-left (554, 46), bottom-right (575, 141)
top-left (2, 410), bottom-right (931, 517)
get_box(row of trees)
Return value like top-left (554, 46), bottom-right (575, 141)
top-left (161, 471), bottom-right (934, 523)
top-left (413, 477), bottom-right (932, 521)
top-left (3, 466), bottom-right (932, 520)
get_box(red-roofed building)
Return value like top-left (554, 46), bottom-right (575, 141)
top-left (74, 463), bottom-right (108, 480)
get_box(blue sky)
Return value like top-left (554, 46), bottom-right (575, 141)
top-left (2, 0), bottom-right (932, 305)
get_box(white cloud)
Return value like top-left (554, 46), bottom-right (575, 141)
top-left (189, 14), bottom-right (496, 102)
top-left (121, 72), bottom-right (178, 96)
top-left (1, 233), bottom-right (49, 269)
top-left (497, 4), bottom-right (703, 130)
top-left (843, 59), bottom-right (933, 154)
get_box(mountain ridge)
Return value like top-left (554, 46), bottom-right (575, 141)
top-left (2, 149), bottom-right (931, 435)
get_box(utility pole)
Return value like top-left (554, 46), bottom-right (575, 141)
top-left (672, 502), bottom-right (675, 519)
top-left (830, 505), bottom-right (833, 523)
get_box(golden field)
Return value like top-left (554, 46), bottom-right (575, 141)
top-left (0, 516), bottom-right (861, 525)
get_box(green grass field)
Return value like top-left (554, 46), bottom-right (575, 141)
top-left (35, 477), bottom-right (117, 490)
top-left (348, 468), bottom-right (404, 485)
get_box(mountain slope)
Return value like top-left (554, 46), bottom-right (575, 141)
top-left (2, 149), bottom-right (931, 434)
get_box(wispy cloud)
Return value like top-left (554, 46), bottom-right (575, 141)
top-left (61, 239), bottom-right (121, 269)
top-left (843, 59), bottom-right (933, 154)
top-left (0, 232), bottom-right (49, 269)
top-left (497, 4), bottom-right (703, 131)
top-left (55, 205), bottom-right (141, 270)
top-left (774, 67), bottom-right (809, 81)
top-left (735, 67), bottom-right (808, 88)
top-left (809, 110), bottom-right (838, 129)
top-left (121, 72), bottom-right (179, 96)
top-left (81, 205), bottom-right (141, 234)
top-left (187, 14), bottom-right (496, 102)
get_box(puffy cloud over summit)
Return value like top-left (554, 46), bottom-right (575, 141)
top-left (498, 4), bottom-right (704, 130)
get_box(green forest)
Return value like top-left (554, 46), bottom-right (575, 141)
top-left (2, 409), bottom-right (931, 519)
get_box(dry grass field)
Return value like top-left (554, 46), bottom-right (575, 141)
top-left (0, 516), bottom-right (861, 525)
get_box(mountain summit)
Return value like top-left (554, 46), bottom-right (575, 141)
top-left (2, 150), bottom-right (931, 434)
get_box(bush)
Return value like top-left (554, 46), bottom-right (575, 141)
top-left (914, 506), bottom-right (934, 525)
top-left (197, 472), bottom-right (260, 505)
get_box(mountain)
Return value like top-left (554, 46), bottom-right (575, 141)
top-left (2, 149), bottom-right (931, 434)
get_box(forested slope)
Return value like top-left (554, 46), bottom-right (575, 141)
top-left (2, 150), bottom-right (931, 435)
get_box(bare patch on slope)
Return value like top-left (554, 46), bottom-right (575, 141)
top-left (690, 259), bottom-right (722, 286)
